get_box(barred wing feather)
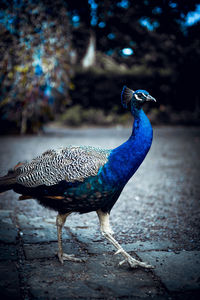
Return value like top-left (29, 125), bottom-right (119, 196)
top-left (15, 146), bottom-right (110, 187)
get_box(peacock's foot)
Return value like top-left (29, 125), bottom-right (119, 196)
top-left (118, 256), bottom-right (154, 269)
top-left (114, 248), bottom-right (154, 269)
top-left (58, 252), bottom-right (85, 264)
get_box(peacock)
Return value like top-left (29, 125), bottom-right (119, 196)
top-left (0, 86), bottom-right (156, 269)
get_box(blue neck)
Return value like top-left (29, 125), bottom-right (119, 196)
top-left (101, 107), bottom-right (153, 186)
top-left (130, 107), bottom-right (152, 143)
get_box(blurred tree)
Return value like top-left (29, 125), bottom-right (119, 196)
top-left (67, 0), bottom-right (200, 111)
top-left (0, 0), bottom-right (200, 132)
top-left (91, 0), bottom-right (198, 56)
top-left (66, 0), bottom-right (91, 27)
top-left (0, 0), bottom-right (72, 134)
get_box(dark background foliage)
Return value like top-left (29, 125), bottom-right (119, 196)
top-left (0, 0), bottom-right (200, 133)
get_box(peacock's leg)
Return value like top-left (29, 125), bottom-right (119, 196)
top-left (56, 213), bottom-right (84, 264)
top-left (96, 209), bottom-right (153, 269)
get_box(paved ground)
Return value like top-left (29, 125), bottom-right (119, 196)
top-left (0, 126), bottom-right (200, 299)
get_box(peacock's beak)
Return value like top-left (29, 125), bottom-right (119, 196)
top-left (146, 95), bottom-right (156, 102)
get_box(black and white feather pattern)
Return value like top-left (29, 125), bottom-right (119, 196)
top-left (15, 146), bottom-right (110, 187)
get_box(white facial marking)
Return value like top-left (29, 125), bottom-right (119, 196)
top-left (134, 94), bottom-right (142, 101)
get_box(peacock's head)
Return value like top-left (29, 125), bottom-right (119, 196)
top-left (121, 86), bottom-right (156, 109)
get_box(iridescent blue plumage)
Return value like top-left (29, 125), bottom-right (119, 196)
top-left (134, 89), bottom-right (149, 94)
top-left (100, 109), bottom-right (152, 186)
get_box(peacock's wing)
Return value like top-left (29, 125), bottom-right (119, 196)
top-left (14, 146), bottom-right (110, 188)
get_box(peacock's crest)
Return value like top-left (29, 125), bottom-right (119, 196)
top-left (121, 86), bottom-right (134, 108)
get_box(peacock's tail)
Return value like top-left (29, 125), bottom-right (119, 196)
top-left (0, 172), bottom-right (16, 193)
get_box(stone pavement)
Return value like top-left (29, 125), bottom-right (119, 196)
top-left (0, 209), bottom-right (200, 300)
top-left (0, 126), bottom-right (200, 299)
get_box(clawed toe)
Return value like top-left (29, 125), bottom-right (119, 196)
top-left (137, 261), bottom-right (154, 269)
top-left (63, 253), bottom-right (85, 262)
top-left (119, 258), bottom-right (154, 269)
top-left (58, 253), bottom-right (85, 264)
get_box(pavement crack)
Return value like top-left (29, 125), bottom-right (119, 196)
top-left (65, 226), bottom-right (89, 256)
top-left (12, 214), bottom-right (31, 300)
